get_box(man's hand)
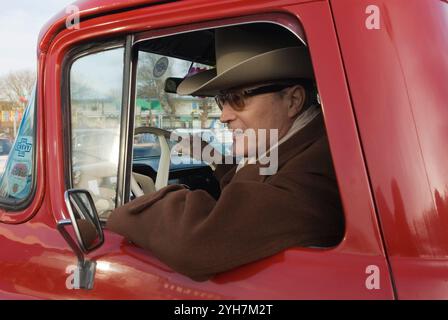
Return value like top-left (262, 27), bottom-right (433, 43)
top-left (172, 132), bottom-right (223, 165)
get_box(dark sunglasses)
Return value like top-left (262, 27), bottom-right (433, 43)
top-left (214, 83), bottom-right (295, 110)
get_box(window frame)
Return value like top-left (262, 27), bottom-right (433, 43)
top-left (60, 15), bottom-right (309, 218)
top-left (60, 12), bottom-right (354, 244)
top-left (61, 39), bottom-right (130, 212)
top-left (116, 36), bottom-right (137, 207)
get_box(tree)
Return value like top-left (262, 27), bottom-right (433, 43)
top-left (199, 99), bottom-right (213, 128)
top-left (136, 53), bottom-right (190, 127)
top-left (0, 70), bottom-right (36, 107)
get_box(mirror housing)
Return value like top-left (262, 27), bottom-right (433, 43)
top-left (164, 77), bottom-right (183, 94)
top-left (64, 189), bottom-right (104, 252)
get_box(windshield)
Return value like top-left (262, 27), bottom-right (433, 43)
top-left (0, 85), bottom-right (36, 205)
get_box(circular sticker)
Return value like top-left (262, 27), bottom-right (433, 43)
top-left (153, 57), bottom-right (169, 78)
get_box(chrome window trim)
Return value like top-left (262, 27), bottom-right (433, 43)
top-left (116, 35), bottom-right (136, 207)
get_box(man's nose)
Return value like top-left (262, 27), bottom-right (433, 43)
top-left (219, 104), bottom-right (236, 123)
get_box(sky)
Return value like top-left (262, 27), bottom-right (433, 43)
top-left (0, 0), bottom-right (75, 77)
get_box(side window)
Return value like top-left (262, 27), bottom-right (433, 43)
top-left (70, 47), bottom-right (124, 217)
top-left (129, 22), bottom-right (346, 248)
top-left (0, 87), bottom-right (36, 206)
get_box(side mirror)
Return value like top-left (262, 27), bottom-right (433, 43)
top-left (164, 77), bottom-right (183, 94)
top-left (57, 189), bottom-right (104, 290)
top-left (65, 189), bottom-right (104, 252)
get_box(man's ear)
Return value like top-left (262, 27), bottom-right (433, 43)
top-left (286, 85), bottom-right (306, 119)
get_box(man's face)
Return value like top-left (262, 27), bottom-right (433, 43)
top-left (219, 85), bottom-right (305, 157)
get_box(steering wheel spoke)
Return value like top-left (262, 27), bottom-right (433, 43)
top-left (132, 127), bottom-right (173, 197)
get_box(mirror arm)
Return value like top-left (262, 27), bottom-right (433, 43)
top-left (58, 189), bottom-right (104, 290)
top-left (57, 219), bottom-right (96, 290)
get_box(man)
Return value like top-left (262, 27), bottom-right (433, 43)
top-left (107, 25), bottom-right (344, 281)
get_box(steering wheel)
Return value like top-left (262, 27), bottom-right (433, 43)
top-left (131, 126), bottom-right (218, 198)
top-left (132, 127), bottom-right (172, 197)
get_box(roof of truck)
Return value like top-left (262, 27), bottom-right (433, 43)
top-left (37, 0), bottom-right (171, 54)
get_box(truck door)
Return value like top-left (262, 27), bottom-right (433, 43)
top-left (50, 0), bottom-right (395, 299)
top-left (0, 0), bottom-right (395, 299)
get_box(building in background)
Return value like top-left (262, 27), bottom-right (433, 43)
top-left (0, 100), bottom-right (24, 140)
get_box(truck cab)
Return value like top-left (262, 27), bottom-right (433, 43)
top-left (0, 0), bottom-right (447, 299)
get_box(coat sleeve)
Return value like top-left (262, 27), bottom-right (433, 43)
top-left (106, 161), bottom-right (344, 281)
top-left (213, 162), bottom-right (237, 184)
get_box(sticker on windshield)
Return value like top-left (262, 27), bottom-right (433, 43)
top-left (8, 162), bottom-right (31, 196)
top-left (5, 136), bottom-right (33, 198)
top-left (14, 137), bottom-right (33, 158)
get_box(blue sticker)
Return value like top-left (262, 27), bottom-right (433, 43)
top-left (15, 138), bottom-right (32, 157)
top-left (3, 136), bottom-right (33, 198)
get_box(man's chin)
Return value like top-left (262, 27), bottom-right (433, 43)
top-left (232, 133), bottom-right (259, 159)
top-left (233, 146), bottom-right (258, 160)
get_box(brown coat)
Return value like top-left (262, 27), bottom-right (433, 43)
top-left (107, 113), bottom-right (344, 281)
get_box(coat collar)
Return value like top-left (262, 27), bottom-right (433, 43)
top-left (274, 111), bottom-right (326, 170)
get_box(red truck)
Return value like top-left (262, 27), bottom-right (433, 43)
top-left (0, 0), bottom-right (447, 299)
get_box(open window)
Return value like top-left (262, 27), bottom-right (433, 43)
top-left (63, 23), bottom-right (346, 250)
top-left (126, 22), bottom-right (345, 246)
top-left (64, 22), bottom-right (346, 247)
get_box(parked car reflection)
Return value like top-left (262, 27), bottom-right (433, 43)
top-left (0, 138), bottom-right (12, 175)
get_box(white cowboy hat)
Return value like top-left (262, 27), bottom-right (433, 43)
top-left (177, 25), bottom-right (314, 97)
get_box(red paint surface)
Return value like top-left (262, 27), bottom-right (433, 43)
top-left (1, 0), bottom-right (446, 299)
